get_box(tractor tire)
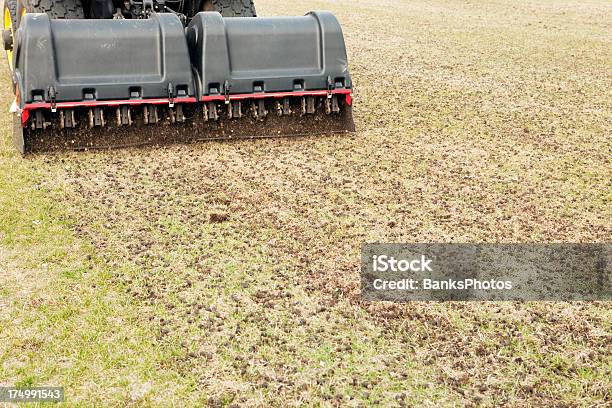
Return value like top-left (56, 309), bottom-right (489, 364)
top-left (202, 0), bottom-right (256, 17)
top-left (3, 0), bottom-right (18, 30)
top-left (3, 0), bottom-right (18, 72)
top-left (19, 0), bottom-right (84, 22)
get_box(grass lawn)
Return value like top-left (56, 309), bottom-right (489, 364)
top-left (0, 0), bottom-right (610, 405)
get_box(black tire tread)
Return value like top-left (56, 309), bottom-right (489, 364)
top-left (27, 0), bottom-right (84, 18)
top-left (209, 0), bottom-right (255, 17)
top-left (3, 0), bottom-right (18, 72)
top-left (3, 0), bottom-right (18, 28)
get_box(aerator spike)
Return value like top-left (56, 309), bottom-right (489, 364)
top-left (282, 98), bottom-right (291, 116)
top-left (116, 105), bottom-right (132, 126)
top-left (144, 105), bottom-right (158, 124)
top-left (207, 102), bottom-right (218, 121)
top-left (306, 96), bottom-right (316, 114)
top-left (258, 99), bottom-right (267, 118)
top-left (59, 109), bottom-right (75, 128)
top-left (275, 101), bottom-right (283, 117)
top-left (175, 105), bottom-right (185, 123)
top-left (232, 101), bottom-right (242, 119)
top-left (331, 95), bottom-right (340, 114)
top-left (88, 108), bottom-right (105, 128)
top-left (33, 110), bottom-right (45, 130)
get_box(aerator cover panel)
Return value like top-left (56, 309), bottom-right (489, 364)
top-left (14, 13), bottom-right (195, 105)
top-left (187, 11), bottom-right (352, 95)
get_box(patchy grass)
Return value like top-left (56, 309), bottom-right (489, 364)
top-left (1, 0), bottom-right (611, 406)
top-left (0, 44), bottom-right (197, 408)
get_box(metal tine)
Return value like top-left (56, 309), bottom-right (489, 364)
top-left (148, 105), bottom-right (158, 124)
top-left (96, 107), bottom-right (105, 127)
top-left (258, 99), bottom-right (267, 118)
top-left (169, 105), bottom-right (185, 123)
top-left (143, 105), bottom-right (158, 125)
top-left (123, 105), bottom-right (132, 125)
top-left (275, 100), bottom-right (283, 116)
top-left (68, 109), bottom-right (75, 128)
top-left (175, 105), bottom-right (185, 123)
top-left (331, 95), bottom-right (340, 114)
top-left (59, 109), bottom-right (75, 128)
top-left (232, 101), bottom-right (242, 119)
top-left (87, 108), bottom-right (104, 128)
top-left (208, 102), bottom-right (218, 121)
top-left (282, 97), bottom-right (291, 115)
top-left (306, 96), bottom-right (316, 114)
top-left (116, 106), bottom-right (132, 126)
top-left (33, 110), bottom-right (46, 129)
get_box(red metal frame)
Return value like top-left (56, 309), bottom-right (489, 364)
top-left (20, 89), bottom-right (353, 127)
top-left (200, 89), bottom-right (352, 102)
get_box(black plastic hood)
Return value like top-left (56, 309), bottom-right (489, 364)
top-left (14, 11), bottom-right (352, 106)
top-left (186, 11), bottom-right (352, 96)
top-left (14, 13), bottom-right (195, 105)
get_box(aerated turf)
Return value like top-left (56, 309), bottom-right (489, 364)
top-left (0, 0), bottom-right (610, 405)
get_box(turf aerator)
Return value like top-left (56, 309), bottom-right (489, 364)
top-left (2, 0), bottom-right (354, 153)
